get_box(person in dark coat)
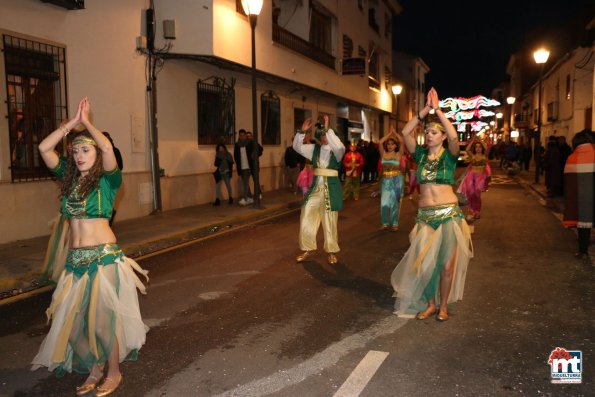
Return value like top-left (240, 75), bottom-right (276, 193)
top-left (364, 139), bottom-right (380, 183)
top-left (284, 136), bottom-right (305, 193)
top-left (543, 136), bottom-right (562, 196)
top-left (558, 135), bottom-right (572, 195)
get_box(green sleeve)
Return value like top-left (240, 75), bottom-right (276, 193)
top-left (413, 145), bottom-right (426, 164)
top-left (49, 155), bottom-right (67, 180)
top-left (103, 167), bottom-right (122, 189)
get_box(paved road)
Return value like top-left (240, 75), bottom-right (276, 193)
top-left (0, 170), bottom-right (592, 396)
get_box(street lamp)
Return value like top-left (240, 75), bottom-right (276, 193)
top-left (242, 0), bottom-right (263, 208)
top-left (506, 96), bottom-right (516, 139)
top-left (392, 84), bottom-right (402, 131)
top-left (533, 47), bottom-right (549, 183)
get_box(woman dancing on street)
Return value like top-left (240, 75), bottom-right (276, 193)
top-left (378, 128), bottom-right (405, 230)
top-left (458, 137), bottom-right (491, 220)
top-left (391, 88), bottom-right (473, 321)
top-left (32, 98), bottom-right (148, 396)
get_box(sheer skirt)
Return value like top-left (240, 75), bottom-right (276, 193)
top-left (31, 243), bottom-right (148, 376)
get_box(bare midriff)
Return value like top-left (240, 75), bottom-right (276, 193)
top-left (69, 218), bottom-right (116, 248)
top-left (418, 183), bottom-right (458, 208)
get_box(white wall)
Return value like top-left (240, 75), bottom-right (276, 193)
top-left (0, 0), bottom-right (152, 243)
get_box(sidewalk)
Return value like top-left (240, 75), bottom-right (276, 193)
top-left (511, 167), bottom-right (565, 213)
top-left (0, 188), bottom-right (304, 303)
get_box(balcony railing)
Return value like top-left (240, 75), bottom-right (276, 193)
top-left (272, 24), bottom-right (335, 70)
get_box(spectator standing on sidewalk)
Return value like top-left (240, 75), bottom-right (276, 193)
top-left (246, 131), bottom-right (263, 199)
top-left (558, 135), bottom-right (572, 194)
top-left (234, 129), bottom-right (254, 205)
top-left (519, 137), bottom-right (532, 171)
top-left (391, 87), bottom-right (473, 322)
top-left (284, 136), bottom-right (304, 194)
top-left (33, 97), bottom-right (148, 396)
top-left (293, 115), bottom-right (345, 265)
top-left (213, 143), bottom-right (234, 206)
top-left (544, 136), bottom-right (562, 196)
top-left (562, 129), bottom-right (594, 263)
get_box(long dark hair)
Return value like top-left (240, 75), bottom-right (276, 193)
top-left (215, 143), bottom-right (229, 153)
top-left (62, 131), bottom-right (103, 199)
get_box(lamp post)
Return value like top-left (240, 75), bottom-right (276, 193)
top-left (533, 48), bottom-right (549, 183)
top-left (506, 96), bottom-right (515, 135)
top-left (392, 84), bottom-right (402, 131)
top-left (242, 0), bottom-right (263, 208)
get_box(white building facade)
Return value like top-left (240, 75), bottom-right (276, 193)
top-left (0, 0), bottom-right (401, 243)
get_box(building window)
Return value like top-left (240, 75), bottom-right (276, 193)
top-left (310, 2), bottom-right (333, 55)
top-left (3, 34), bottom-right (68, 182)
top-left (368, 1), bottom-right (379, 33)
top-left (197, 77), bottom-right (235, 145)
top-left (565, 74), bottom-right (571, 100)
top-left (368, 44), bottom-right (380, 89)
top-left (261, 91), bottom-right (280, 145)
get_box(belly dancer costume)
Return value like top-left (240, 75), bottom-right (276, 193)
top-left (458, 155), bottom-right (491, 218)
top-left (32, 155), bottom-right (148, 377)
top-left (293, 127), bottom-right (345, 256)
top-left (391, 146), bottom-right (473, 316)
top-left (379, 155), bottom-right (405, 227)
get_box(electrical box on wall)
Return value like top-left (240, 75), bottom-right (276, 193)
top-left (163, 20), bottom-right (176, 39)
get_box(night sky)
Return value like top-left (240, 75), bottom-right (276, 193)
top-left (392, 0), bottom-right (594, 99)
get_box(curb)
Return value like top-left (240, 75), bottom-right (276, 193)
top-left (0, 199), bottom-right (302, 307)
top-left (513, 176), bottom-right (565, 214)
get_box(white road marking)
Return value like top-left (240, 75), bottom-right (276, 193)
top-left (208, 315), bottom-right (408, 397)
top-left (333, 350), bottom-right (389, 397)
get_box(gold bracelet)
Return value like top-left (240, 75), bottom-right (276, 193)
top-left (59, 125), bottom-right (70, 136)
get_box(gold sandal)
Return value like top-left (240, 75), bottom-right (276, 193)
top-left (95, 374), bottom-right (123, 397)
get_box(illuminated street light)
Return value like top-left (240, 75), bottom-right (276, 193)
top-left (392, 84), bottom-right (403, 130)
top-left (242, 0), bottom-right (263, 208)
top-left (533, 47), bottom-right (550, 183)
top-left (506, 96), bottom-right (516, 138)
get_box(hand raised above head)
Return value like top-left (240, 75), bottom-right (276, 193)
top-left (301, 118), bottom-right (312, 132)
top-left (80, 97), bottom-right (92, 124)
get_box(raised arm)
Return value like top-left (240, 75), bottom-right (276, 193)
top-left (79, 98), bottom-right (118, 171)
top-left (38, 99), bottom-right (84, 169)
top-left (428, 88), bottom-right (458, 155)
top-left (401, 102), bottom-right (432, 154)
top-left (293, 118), bottom-right (314, 161)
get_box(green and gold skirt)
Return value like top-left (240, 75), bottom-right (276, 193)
top-left (391, 203), bottom-right (473, 317)
top-left (32, 243), bottom-right (149, 376)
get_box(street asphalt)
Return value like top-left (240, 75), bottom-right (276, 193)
top-left (0, 167), bottom-right (592, 397)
